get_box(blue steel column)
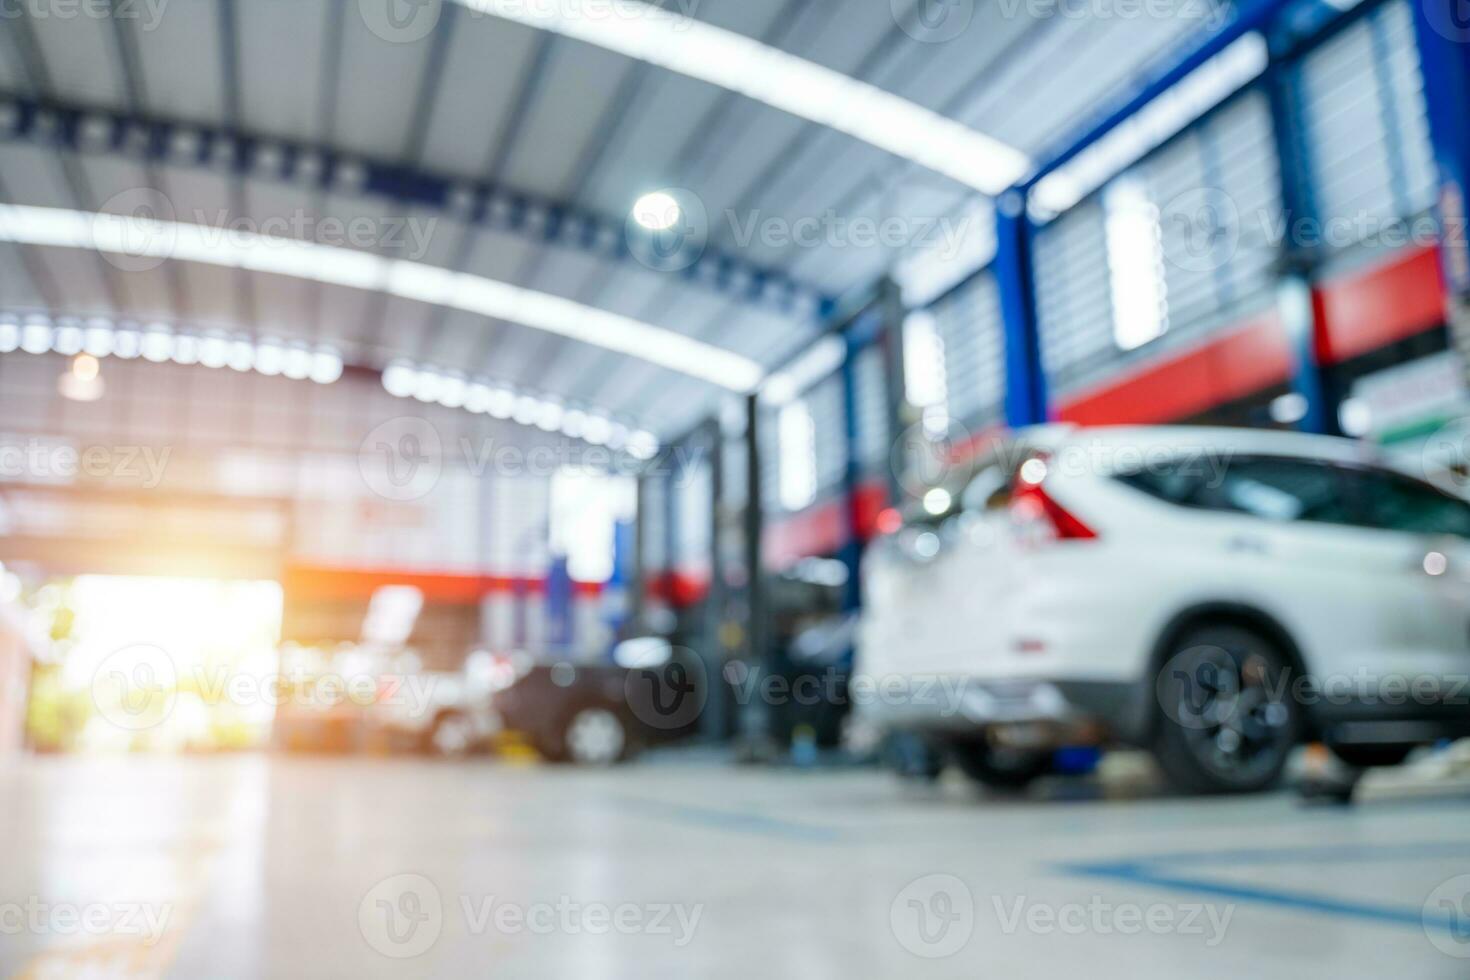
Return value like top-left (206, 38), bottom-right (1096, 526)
top-left (1266, 56), bottom-right (1339, 435)
top-left (1410, 4), bottom-right (1470, 302)
top-left (994, 192), bottom-right (1049, 428)
top-left (837, 329), bottom-right (865, 614)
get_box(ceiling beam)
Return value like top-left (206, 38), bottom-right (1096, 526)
top-left (0, 94), bottom-right (837, 324)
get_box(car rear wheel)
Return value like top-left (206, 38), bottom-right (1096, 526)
top-left (426, 711), bottom-right (474, 759)
top-left (1152, 625), bottom-right (1299, 795)
top-left (950, 740), bottom-right (1051, 792)
top-left (562, 707), bottom-right (629, 766)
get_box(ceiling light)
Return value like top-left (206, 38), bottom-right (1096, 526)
top-left (583, 414), bottom-right (612, 446)
top-left (283, 346), bottom-right (313, 381)
top-left (437, 375), bottom-right (467, 409)
top-left (462, 0), bottom-right (1030, 194)
top-left (1031, 35), bottom-right (1268, 216)
top-left (382, 362), bottom-right (418, 398)
top-left (761, 334), bottom-right (847, 405)
top-left (535, 401), bottom-right (564, 432)
top-left (0, 321), bottom-right (17, 353)
top-left (632, 191), bottom-right (681, 231)
top-left (83, 325), bottom-right (114, 358)
top-left (627, 431), bottom-right (659, 460)
top-left (254, 341), bottom-right (284, 376)
top-left (113, 329), bottom-right (142, 359)
top-left (172, 334), bottom-right (200, 365)
top-left (310, 350), bottom-right (343, 385)
top-left (464, 383), bottom-right (492, 413)
top-left (141, 329), bottom-right (173, 363)
top-left (227, 339), bottom-right (254, 372)
top-left (0, 205), bottom-right (763, 391)
top-left (413, 370), bottom-right (444, 403)
top-left (561, 409), bottom-right (587, 439)
top-left (53, 324), bottom-right (83, 356)
top-left (199, 336), bottom-right (229, 369)
top-left (513, 395), bottom-right (540, 426)
top-left (487, 388), bottom-right (516, 419)
top-left (20, 322), bottom-right (50, 354)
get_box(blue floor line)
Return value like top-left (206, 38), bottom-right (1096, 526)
top-left (618, 797), bottom-right (840, 843)
top-left (1063, 863), bottom-right (1443, 930)
top-left (1098, 840), bottom-right (1470, 868)
top-left (1059, 841), bottom-right (1470, 932)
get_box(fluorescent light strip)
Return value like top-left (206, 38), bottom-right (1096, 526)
top-left (0, 204), bottom-right (764, 392)
top-left (1030, 34), bottom-right (1269, 217)
top-left (463, 0), bottom-right (1030, 195)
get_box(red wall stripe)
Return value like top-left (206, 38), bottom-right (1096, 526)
top-left (1313, 246), bottom-right (1446, 365)
top-left (1056, 310), bottom-right (1293, 426)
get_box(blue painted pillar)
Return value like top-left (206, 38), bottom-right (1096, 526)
top-left (1411, 4), bottom-right (1470, 300)
top-left (995, 192), bottom-right (1049, 428)
top-left (1265, 59), bottom-right (1339, 435)
top-left (837, 329), bottom-right (865, 614)
top-left (545, 556), bottom-right (573, 651)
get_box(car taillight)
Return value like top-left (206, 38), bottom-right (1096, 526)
top-left (1011, 455), bottom-right (1097, 543)
top-left (875, 507), bottom-right (903, 536)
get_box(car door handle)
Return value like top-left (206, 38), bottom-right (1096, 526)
top-left (1227, 536), bottom-right (1271, 555)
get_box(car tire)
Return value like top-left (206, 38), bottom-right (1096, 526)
top-left (425, 711), bottom-right (475, 759)
top-left (950, 740), bottom-right (1051, 792)
top-left (1152, 624), bottom-right (1299, 795)
top-left (545, 705), bottom-right (631, 766)
top-left (1329, 744), bottom-right (1414, 769)
top-left (884, 732), bottom-right (946, 782)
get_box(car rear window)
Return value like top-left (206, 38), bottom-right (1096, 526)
top-left (1117, 453), bottom-right (1470, 538)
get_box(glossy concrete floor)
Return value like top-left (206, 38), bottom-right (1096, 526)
top-left (1, 753), bottom-right (1468, 979)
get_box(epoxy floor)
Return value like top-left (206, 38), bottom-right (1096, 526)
top-left (1, 753), bottom-right (1467, 978)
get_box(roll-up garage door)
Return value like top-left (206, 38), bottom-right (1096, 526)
top-left (806, 372), bottom-right (849, 499)
top-left (852, 344), bottom-right (891, 474)
top-left (1036, 89), bottom-right (1282, 398)
top-left (930, 270), bottom-right (1005, 428)
top-left (1292, 0), bottom-right (1438, 267)
top-left (1034, 199), bottom-right (1113, 396)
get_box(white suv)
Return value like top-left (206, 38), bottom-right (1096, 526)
top-left (856, 425), bottom-right (1470, 794)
